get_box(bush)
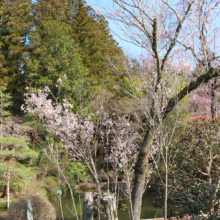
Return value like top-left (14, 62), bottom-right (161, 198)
top-left (8, 195), bottom-right (56, 220)
top-left (42, 176), bottom-right (58, 195)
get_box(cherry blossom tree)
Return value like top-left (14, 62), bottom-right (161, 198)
top-left (22, 85), bottom-right (103, 196)
top-left (22, 81), bottom-right (158, 219)
top-left (92, 0), bottom-right (220, 219)
top-left (104, 114), bottom-right (158, 219)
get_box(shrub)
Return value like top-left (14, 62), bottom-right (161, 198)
top-left (42, 176), bottom-right (58, 195)
top-left (8, 195), bottom-right (56, 220)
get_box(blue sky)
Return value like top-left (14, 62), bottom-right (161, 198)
top-left (86, 0), bottom-right (144, 58)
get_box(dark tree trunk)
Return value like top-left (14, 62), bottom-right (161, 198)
top-left (1, 185), bottom-right (7, 198)
top-left (30, 117), bottom-right (40, 167)
top-left (211, 78), bottom-right (217, 119)
top-left (132, 127), bottom-right (156, 220)
top-left (29, 131), bottom-right (37, 167)
top-left (1, 157), bottom-right (11, 198)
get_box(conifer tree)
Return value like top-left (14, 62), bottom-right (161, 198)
top-left (0, 0), bottom-right (126, 113)
top-left (25, 20), bottom-right (89, 111)
top-left (0, 86), bottom-right (12, 153)
top-left (22, 113), bottom-right (43, 167)
top-left (0, 137), bottom-right (37, 207)
top-left (0, 86), bottom-right (11, 121)
top-left (32, 0), bottom-right (70, 23)
top-left (0, 0), bottom-right (33, 111)
top-left (73, 3), bottom-right (124, 88)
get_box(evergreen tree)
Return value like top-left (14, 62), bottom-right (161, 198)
top-left (25, 20), bottom-right (89, 111)
top-left (22, 113), bottom-right (44, 166)
top-left (0, 86), bottom-right (11, 121)
top-left (32, 0), bottom-right (70, 23)
top-left (73, 3), bottom-right (124, 88)
top-left (0, 0), bottom-right (126, 114)
top-left (0, 137), bottom-right (37, 203)
top-left (0, 86), bottom-right (12, 155)
top-left (0, 0), bottom-right (33, 111)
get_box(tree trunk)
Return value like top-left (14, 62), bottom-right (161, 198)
top-left (37, 153), bottom-right (45, 166)
top-left (83, 192), bottom-right (93, 220)
top-left (132, 127), bottom-right (156, 220)
top-left (30, 117), bottom-right (40, 167)
top-left (7, 171), bottom-right (10, 209)
top-left (1, 156), bottom-right (11, 198)
top-left (211, 78), bottom-right (217, 119)
top-left (29, 131), bottom-right (37, 167)
top-left (1, 185), bottom-right (6, 198)
top-left (131, 68), bottom-right (220, 220)
top-left (164, 147), bottom-right (168, 220)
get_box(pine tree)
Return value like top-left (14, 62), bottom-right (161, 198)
top-left (22, 112), bottom-right (48, 167)
top-left (0, 137), bottom-right (37, 205)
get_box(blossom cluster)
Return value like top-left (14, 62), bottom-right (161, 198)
top-left (22, 88), bottom-right (157, 190)
top-left (21, 87), bottom-right (95, 160)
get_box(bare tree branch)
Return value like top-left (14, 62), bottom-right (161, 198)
top-left (162, 68), bottom-right (220, 119)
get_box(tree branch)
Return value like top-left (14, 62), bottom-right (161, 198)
top-left (161, 0), bottom-right (180, 22)
top-left (162, 68), bottom-right (220, 120)
top-left (161, 2), bottom-right (193, 71)
top-left (152, 18), bottom-right (161, 81)
top-left (113, 0), bottom-right (153, 41)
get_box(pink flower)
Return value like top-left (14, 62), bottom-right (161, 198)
top-left (57, 78), bottom-right (62, 84)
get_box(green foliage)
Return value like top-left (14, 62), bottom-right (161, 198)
top-left (18, 145), bottom-right (41, 167)
top-left (22, 112), bottom-right (44, 132)
top-left (1, 0), bottom-right (126, 114)
top-left (38, 157), bottom-right (58, 177)
top-left (0, 137), bottom-right (27, 148)
top-left (21, 112), bottom-right (46, 166)
top-left (120, 75), bottom-right (142, 98)
top-left (164, 118), bottom-right (220, 216)
top-left (37, 144), bottom-right (87, 194)
top-left (0, 0), bottom-right (33, 113)
top-left (0, 161), bottom-right (36, 193)
top-left (73, 4), bottom-right (125, 89)
top-left (0, 86), bottom-right (12, 120)
top-left (10, 182), bottom-right (24, 191)
top-left (42, 176), bottom-right (58, 195)
top-left (0, 137), bottom-right (38, 160)
top-left (66, 162), bottom-right (87, 182)
top-left (25, 20), bottom-right (90, 111)
top-left (32, 0), bottom-right (70, 22)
